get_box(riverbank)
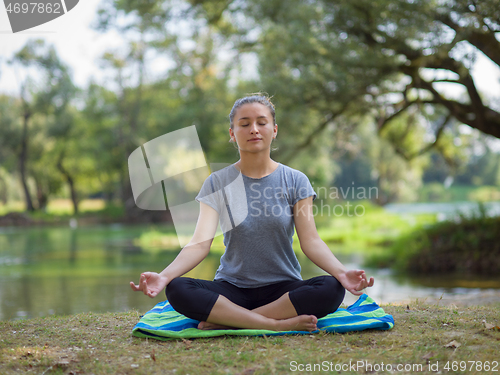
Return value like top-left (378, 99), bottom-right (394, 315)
top-left (0, 200), bottom-right (126, 227)
top-left (0, 199), bottom-right (173, 227)
top-left (1, 299), bottom-right (499, 375)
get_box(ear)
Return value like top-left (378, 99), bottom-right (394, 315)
top-left (273, 123), bottom-right (278, 138)
top-left (229, 127), bottom-right (235, 141)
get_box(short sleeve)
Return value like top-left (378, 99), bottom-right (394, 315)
top-left (291, 171), bottom-right (317, 206)
top-left (195, 175), bottom-right (223, 214)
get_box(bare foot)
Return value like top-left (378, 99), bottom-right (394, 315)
top-left (198, 321), bottom-right (237, 330)
top-left (276, 315), bottom-right (318, 332)
top-left (198, 315), bottom-right (318, 332)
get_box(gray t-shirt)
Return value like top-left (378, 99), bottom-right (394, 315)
top-left (195, 163), bottom-right (316, 288)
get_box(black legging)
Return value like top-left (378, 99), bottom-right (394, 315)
top-left (165, 275), bottom-right (345, 322)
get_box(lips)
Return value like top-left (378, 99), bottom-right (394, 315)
top-left (248, 138), bottom-right (262, 142)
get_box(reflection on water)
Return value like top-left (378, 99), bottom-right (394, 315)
top-left (0, 224), bottom-right (499, 321)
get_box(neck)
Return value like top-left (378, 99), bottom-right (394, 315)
top-left (235, 152), bottom-right (278, 179)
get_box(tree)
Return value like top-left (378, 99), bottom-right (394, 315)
top-left (0, 95), bottom-right (23, 207)
top-left (10, 39), bottom-right (78, 212)
top-left (189, 0), bottom-right (500, 161)
top-left (91, 0), bottom-right (244, 219)
top-left (328, 0), bottom-right (500, 140)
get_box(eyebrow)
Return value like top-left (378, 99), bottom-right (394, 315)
top-left (238, 116), bottom-right (268, 121)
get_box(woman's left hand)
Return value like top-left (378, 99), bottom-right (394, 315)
top-left (337, 269), bottom-right (374, 296)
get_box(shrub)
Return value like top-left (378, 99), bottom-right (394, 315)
top-left (378, 206), bottom-right (500, 274)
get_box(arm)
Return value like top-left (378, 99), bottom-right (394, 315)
top-left (294, 197), bottom-right (374, 296)
top-left (130, 202), bottom-right (219, 298)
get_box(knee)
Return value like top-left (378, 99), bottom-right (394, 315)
top-left (322, 275), bottom-right (345, 296)
top-left (317, 276), bottom-right (345, 315)
top-left (164, 277), bottom-right (214, 321)
top-left (291, 276), bottom-right (346, 318)
top-left (311, 275), bottom-right (345, 297)
top-left (165, 277), bottom-right (187, 306)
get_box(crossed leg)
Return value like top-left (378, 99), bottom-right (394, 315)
top-left (166, 276), bottom-right (344, 332)
top-left (198, 292), bottom-right (318, 331)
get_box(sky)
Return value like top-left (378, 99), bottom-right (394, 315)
top-left (0, 1), bottom-right (499, 102)
top-left (0, 0), bottom-right (122, 95)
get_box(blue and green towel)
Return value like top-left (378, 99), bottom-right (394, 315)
top-left (132, 294), bottom-right (394, 340)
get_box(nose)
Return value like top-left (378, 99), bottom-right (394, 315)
top-left (250, 122), bottom-right (259, 134)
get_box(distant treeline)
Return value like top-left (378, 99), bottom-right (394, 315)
top-left (1, 0), bottom-right (499, 217)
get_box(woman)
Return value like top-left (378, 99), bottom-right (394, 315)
top-left (130, 94), bottom-right (374, 332)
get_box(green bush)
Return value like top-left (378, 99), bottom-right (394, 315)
top-left (371, 206), bottom-right (500, 274)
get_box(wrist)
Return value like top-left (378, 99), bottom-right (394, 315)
top-left (159, 271), bottom-right (170, 283)
top-left (336, 270), bottom-right (347, 283)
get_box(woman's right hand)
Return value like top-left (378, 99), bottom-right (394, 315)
top-left (130, 272), bottom-right (169, 298)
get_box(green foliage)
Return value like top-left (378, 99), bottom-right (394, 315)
top-left (0, 95), bottom-right (22, 173)
top-left (417, 184), bottom-right (500, 202)
top-left (2, 0), bottom-right (500, 216)
top-left (378, 207), bottom-right (500, 274)
top-left (310, 200), bottom-right (436, 254)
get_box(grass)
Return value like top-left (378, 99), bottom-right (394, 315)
top-left (1, 301), bottom-right (499, 374)
top-left (313, 200), bottom-right (436, 256)
top-left (418, 184), bottom-right (500, 202)
top-left (132, 200), bottom-right (438, 258)
top-left (0, 199), bottom-right (125, 224)
top-left (366, 205), bottom-right (500, 274)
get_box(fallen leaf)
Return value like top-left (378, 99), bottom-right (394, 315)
top-left (422, 352), bottom-right (434, 359)
top-left (444, 340), bottom-right (461, 349)
top-left (240, 367), bottom-right (257, 375)
top-left (151, 349), bottom-right (156, 362)
top-left (422, 352), bottom-right (435, 364)
top-left (182, 338), bottom-right (192, 349)
top-left (482, 320), bottom-right (500, 330)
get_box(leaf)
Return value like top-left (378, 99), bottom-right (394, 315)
top-left (422, 352), bottom-right (434, 360)
top-left (444, 340), bottom-right (461, 349)
top-left (240, 367), bottom-right (258, 375)
top-left (422, 352), bottom-right (435, 364)
top-left (182, 338), bottom-right (192, 349)
top-left (482, 320), bottom-right (500, 331)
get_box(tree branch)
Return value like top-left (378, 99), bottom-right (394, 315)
top-left (392, 112), bottom-right (451, 161)
top-left (402, 67), bottom-right (500, 138)
top-left (280, 104), bottom-right (349, 164)
top-left (435, 11), bottom-right (500, 67)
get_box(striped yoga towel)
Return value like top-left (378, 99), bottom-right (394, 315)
top-left (132, 294), bottom-right (394, 340)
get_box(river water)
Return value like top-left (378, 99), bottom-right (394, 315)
top-left (1, 202), bottom-right (499, 321)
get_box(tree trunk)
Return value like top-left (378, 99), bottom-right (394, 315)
top-left (19, 110), bottom-right (35, 212)
top-left (68, 176), bottom-right (78, 215)
top-left (0, 175), bottom-right (7, 205)
top-left (57, 152), bottom-right (79, 215)
top-left (34, 176), bottom-right (48, 211)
